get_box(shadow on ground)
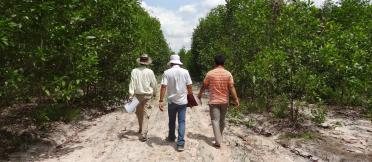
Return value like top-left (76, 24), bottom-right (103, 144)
top-left (0, 103), bottom-right (109, 161)
top-left (117, 130), bottom-right (139, 140)
top-left (187, 132), bottom-right (214, 147)
top-left (0, 103), bottom-right (48, 160)
top-left (146, 136), bottom-right (175, 148)
top-left (118, 129), bottom-right (175, 149)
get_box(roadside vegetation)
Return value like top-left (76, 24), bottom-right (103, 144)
top-left (0, 0), bottom-right (170, 158)
top-left (187, 0), bottom-right (371, 126)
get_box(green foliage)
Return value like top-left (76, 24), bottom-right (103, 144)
top-left (0, 0), bottom-right (171, 107)
top-left (311, 104), bottom-right (327, 124)
top-left (242, 99), bottom-right (268, 113)
top-left (191, 0), bottom-right (372, 118)
top-left (228, 106), bottom-right (244, 120)
top-left (280, 131), bottom-right (319, 140)
top-left (227, 99), bottom-right (267, 116)
top-left (367, 108), bottom-right (372, 122)
top-left (33, 104), bottom-right (80, 124)
top-left (227, 105), bottom-right (256, 127)
top-left (272, 96), bottom-right (290, 119)
top-left (242, 119), bottom-right (256, 128)
top-left (178, 47), bottom-right (192, 69)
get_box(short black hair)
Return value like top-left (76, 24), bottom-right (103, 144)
top-left (214, 54), bottom-right (225, 66)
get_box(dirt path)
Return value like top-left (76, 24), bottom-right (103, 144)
top-left (7, 86), bottom-right (308, 162)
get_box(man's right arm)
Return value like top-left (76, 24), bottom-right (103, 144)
top-left (150, 71), bottom-right (157, 97)
top-left (197, 83), bottom-right (207, 99)
top-left (159, 73), bottom-right (167, 112)
top-left (197, 75), bottom-right (209, 100)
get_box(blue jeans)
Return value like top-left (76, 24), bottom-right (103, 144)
top-left (168, 103), bottom-right (187, 146)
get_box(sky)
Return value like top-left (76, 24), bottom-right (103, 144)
top-left (141, 0), bottom-right (333, 52)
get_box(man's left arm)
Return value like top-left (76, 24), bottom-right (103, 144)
top-left (150, 71), bottom-right (158, 97)
top-left (228, 75), bottom-right (240, 107)
top-left (159, 85), bottom-right (167, 112)
top-left (187, 85), bottom-right (193, 95)
top-left (186, 71), bottom-right (193, 95)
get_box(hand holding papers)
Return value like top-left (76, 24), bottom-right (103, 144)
top-left (124, 96), bottom-right (139, 113)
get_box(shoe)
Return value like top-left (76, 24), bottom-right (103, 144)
top-left (140, 134), bottom-right (147, 142)
top-left (140, 137), bottom-right (147, 142)
top-left (176, 145), bottom-right (185, 152)
top-left (212, 141), bottom-right (221, 148)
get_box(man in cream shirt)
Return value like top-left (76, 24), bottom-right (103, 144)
top-left (159, 55), bottom-right (193, 151)
top-left (129, 54), bottom-right (157, 142)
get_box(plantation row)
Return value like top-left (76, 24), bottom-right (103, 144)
top-left (188, 0), bottom-right (371, 115)
top-left (0, 0), bottom-right (171, 107)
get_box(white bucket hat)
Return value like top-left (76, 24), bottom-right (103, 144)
top-left (168, 54), bottom-right (183, 65)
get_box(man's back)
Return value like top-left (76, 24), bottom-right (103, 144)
top-left (161, 65), bottom-right (192, 105)
top-left (197, 55), bottom-right (239, 148)
top-left (204, 67), bottom-right (233, 104)
top-left (129, 66), bottom-right (157, 96)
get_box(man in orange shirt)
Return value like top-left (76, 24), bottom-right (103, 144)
top-left (197, 54), bottom-right (239, 148)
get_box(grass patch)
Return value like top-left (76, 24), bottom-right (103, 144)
top-left (227, 104), bottom-right (256, 127)
top-left (228, 98), bottom-right (268, 117)
top-left (311, 104), bottom-right (327, 124)
top-left (227, 106), bottom-right (244, 125)
top-left (367, 108), bottom-right (372, 122)
top-left (228, 106), bottom-right (244, 119)
top-left (272, 95), bottom-right (289, 119)
top-left (242, 119), bottom-right (255, 128)
top-left (244, 98), bottom-right (268, 113)
top-left (279, 131), bottom-right (319, 140)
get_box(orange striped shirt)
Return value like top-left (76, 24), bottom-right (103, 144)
top-left (204, 67), bottom-right (234, 104)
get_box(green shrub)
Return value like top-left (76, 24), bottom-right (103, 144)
top-left (272, 96), bottom-right (289, 119)
top-left (312, 104), bottom-right (327, 124)
top-left (367, 108), bottom-right (372, 122)
top-left (0, 0), bottom-right (171, 107)
top-left (280, 131), bottom-right (318, 140)
top-left (243, 119), bottom-right (256, 128)
top-left (190, 0), bottom-right (371, 109)
top-left (228, 106), bottom-right (244, 119)
top-left (33, 104), bottom-right (80, 124)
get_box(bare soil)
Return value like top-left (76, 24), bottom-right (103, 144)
top-left (2, 86), bottom-right (371, 162)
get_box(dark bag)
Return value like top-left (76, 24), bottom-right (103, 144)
top-left (187, 94), bottom-right (198, 107)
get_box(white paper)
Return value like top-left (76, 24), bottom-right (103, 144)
top-left (124, 97), bottom-right (139, 113)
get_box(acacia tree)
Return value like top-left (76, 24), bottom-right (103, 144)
top-left (190, 0), bottom-right (372, 122)
top-left (0, 0), bottom-right (171, 106)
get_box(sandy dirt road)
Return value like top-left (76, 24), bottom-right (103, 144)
top-left (23, 86), bottom-right (305, 162)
